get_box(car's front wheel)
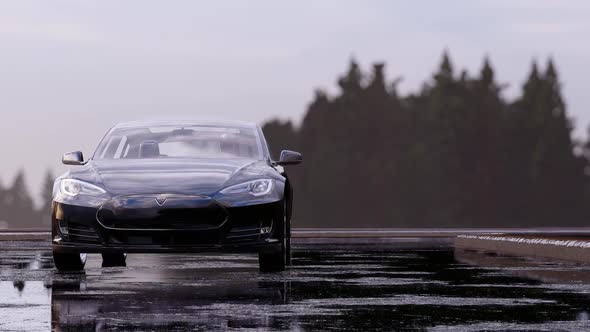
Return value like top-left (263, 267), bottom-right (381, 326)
top-left (259, 200), bottom-right (289, 272)
top-left (53, 251), bottom-right (86, 271)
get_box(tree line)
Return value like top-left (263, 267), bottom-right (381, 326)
top-left (0, 171), bottom-right (54, 229)
top-left (1, 52), bottom-right (589, 228)
top-left (263, 52), bottom-right (590, 227)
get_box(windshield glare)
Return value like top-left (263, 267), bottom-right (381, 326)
top-left (94, 125), bottom-right (262, 160)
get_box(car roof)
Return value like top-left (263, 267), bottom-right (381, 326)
top-left (113, 119), bottom-right (259, 130)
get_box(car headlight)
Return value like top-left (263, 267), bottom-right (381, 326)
top-left (60, 179), bottom-right (106, 197)
top-left (220, 179), bottom-right (273, 196)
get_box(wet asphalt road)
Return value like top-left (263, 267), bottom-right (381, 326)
top-left (3, 239), bottom-right (590, 331)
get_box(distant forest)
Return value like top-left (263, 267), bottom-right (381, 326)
top-left (1, 52), bottom-right (589, 228)
top-left (0, 171), bottom-right (54, 228)
top-left (263, 53), bottom-right (590, 228)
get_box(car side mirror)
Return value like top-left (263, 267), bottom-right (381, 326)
top-left (62, 151), bottom-right (85, 165)
top-left (276, 150), bottom-right (303, 166)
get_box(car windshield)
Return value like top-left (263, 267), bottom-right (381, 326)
top-left (94, 125), bottom-right (262, 160)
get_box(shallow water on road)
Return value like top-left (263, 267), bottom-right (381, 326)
top-left (2, 240), bottom-right (590, 331)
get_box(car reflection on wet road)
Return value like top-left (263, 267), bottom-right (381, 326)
top-left (2, 239), bottom-right (590, 331)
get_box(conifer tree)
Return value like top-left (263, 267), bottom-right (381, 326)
top-left (510, 59), bottom-right (584, 225)
top-left (465, 57), bottom-right (507, 225)
top-left (38, 170), bottom-right (55, 226)
top-left (261, 120), bottom-right (298, 160)
top-left (423, 51), bottom-right (468, 225)
top-left (5, 170), bottom-right (35, 228)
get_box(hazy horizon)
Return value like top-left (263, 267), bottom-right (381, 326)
top-left (2, 1), bottom-right (590, 201)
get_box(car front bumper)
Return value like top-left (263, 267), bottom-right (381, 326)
top-left (52, 239), bottom-right (282, 254)
top-left (51, 199), bottom-right (283, 254)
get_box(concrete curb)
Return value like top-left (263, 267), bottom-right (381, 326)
top-left (0, 232), bottom-right (50, 241)
top-left (455, 235), bottom-right (590, 263)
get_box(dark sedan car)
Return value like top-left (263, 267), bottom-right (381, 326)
top-left (51, 120), bottom-right (302, 272)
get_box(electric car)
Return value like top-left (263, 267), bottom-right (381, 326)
top-left (51, 120), bottom-right (302, 272)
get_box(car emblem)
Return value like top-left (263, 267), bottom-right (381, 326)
top-left (155, 194), bottom-right (169, 206)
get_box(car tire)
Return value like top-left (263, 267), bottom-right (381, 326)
top-left (259, 250), bottom-right (285, 272)
top-left (285, 225), bottom-right (292, 266)
top-left (53, 251), bottom-right (86, 271)
top-left (259, 200), bottom-right (288, 272)
top-left (101, 252), bottom-right (127, 267)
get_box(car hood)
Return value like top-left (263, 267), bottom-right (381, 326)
top-left (83, 159), bottom-right (266, 196)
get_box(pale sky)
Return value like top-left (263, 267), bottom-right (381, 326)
top-left (1, 0), bottom-right (590, 202)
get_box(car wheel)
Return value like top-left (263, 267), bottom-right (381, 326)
top-left (285, 206), bottom-right (292, 266)
top-left (101, 252), bottom-right (127, 267)
top-left (259, 250), bottom-right (285, 272)
top-left (53, 251), bottom-right (86, 271)
top-left (259, 200), bottom-right (288, 272)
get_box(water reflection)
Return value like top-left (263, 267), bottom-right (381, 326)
top-left (50, 272), bottom-right (291, 331)
top-left (0, 251), bottom-right (53, 271)
top-left (454, 247), bottom-right (590, 283)
top-left (12, 280), bottom-right (25, 293)
top-left (0, 281), bottom-right (51, 331)
top-left (4, 243), bottom-right (590, 331)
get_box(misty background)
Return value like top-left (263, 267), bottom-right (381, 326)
top-left (1, 1), bottom-right (590, 228)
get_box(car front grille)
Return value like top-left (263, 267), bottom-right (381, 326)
top-left (67, 222), bottom-right (101, 244)
top-left (97, 195), bottom-right (228, 231)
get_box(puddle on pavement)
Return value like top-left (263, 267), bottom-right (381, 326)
top-left (1, 242), bottom-right (590, 331)
top-left (0, 281), bottom-right (51, 331)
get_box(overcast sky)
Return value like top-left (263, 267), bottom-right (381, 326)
top-left (1, 0), bottom-right (590, 200)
